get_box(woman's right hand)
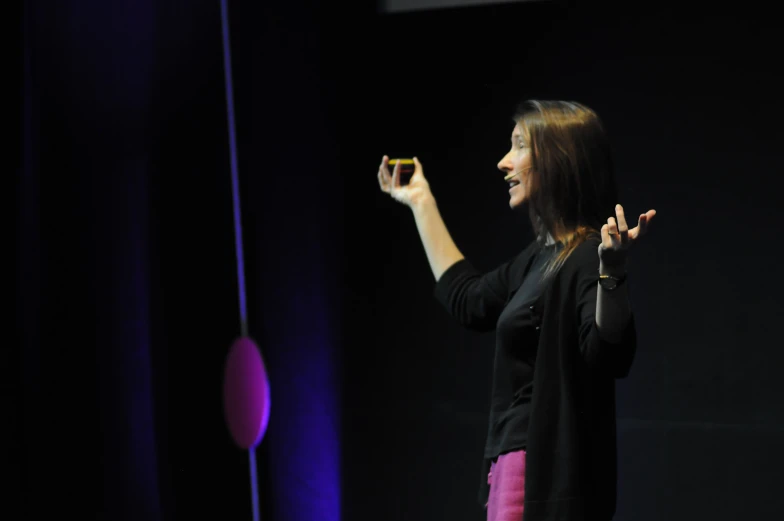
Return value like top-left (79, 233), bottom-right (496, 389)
top-left (377, 155), bottom-right (433, 209)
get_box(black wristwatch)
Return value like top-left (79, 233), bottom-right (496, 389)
top-left (598, 273), bottom-right (627, 291)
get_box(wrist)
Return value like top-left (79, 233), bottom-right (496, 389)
top-left (411, 192), bottom-right (436, 214)
top-left (599, 261), bottom-right (626, 277)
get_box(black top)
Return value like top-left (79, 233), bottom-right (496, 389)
top-left (434, 237), bottom-right (637, 521)
top-left (484, 242), bottom-right (559, 459)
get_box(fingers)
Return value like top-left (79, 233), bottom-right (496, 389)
top-left (377, 155), bottom-right (391, 193)
top-left (607, 216), bottom-right (619, 242)
top-left (627, 215), bottom-right (643, 240)
top-left (615, 204), bottom-right (629, 242)
top-left (606, 212), bottom-right (629, 247)
top-left (630, 209), bottom-right (656, 239)
top-left (412, 156), bottom-right (423, 178)
top-left (635, 214), bottom-right (647, 239)
top-left (391, 159), bottom-right (401, 189)
top-left (600, 223), bottom-right (613, 249)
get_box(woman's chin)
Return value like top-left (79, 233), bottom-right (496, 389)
top-left (508, 193), bottom-right (527, 210)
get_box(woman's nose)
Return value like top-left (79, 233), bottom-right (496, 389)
top-left (497, 153), bottom-right (512, 171)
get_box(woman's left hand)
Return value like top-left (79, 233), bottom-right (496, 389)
top-left (598, 204), bottom-right (656, 273)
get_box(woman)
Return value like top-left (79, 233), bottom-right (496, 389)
top-left (376, 100), bottom-right (656, 521)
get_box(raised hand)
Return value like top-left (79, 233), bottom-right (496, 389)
top-left (598, 204), bottom-right (657, 271)
top-left (377, 155), bottom-right (433, 209)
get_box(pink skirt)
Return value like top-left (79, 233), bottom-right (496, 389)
top-left (486, 450), bottom-right (526, 521)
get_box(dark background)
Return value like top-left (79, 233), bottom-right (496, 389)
top-left (15, 1), bottom-right (784, 520)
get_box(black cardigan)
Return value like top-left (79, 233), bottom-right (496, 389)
top-left (434, 237), bottom-right (636, 521)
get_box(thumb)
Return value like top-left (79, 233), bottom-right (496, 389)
top-left (412, 156), bottom-right (424, 178)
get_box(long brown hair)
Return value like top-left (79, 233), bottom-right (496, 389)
top-left (515, 100), bottom-right (618, 277)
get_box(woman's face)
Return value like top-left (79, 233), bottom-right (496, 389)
top-left (497, 123), bottom-right (533, 210)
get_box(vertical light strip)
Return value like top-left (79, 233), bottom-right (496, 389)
top-left (219, 2), bottom-right (258, 521)
top-left (219, 0), bottom-right (248, 339)
top-left (249, 448), bottom-right (260, 519)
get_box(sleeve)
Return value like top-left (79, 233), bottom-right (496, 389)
top-left (573, 241), bottom-right (637, 378)
top-left (433, 245), bottom-right (534, 332)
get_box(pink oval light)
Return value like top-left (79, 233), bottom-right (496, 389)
top-left (223, 336), bottom-right (271, 449)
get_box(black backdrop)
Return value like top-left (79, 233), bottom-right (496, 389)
top-left (16, 1), bottom-right (784, 520)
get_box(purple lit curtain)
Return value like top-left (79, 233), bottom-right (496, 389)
top-left (19, 1), bottom-right (163, 518)
top-left (18, 1), bottom-right (344, 519)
